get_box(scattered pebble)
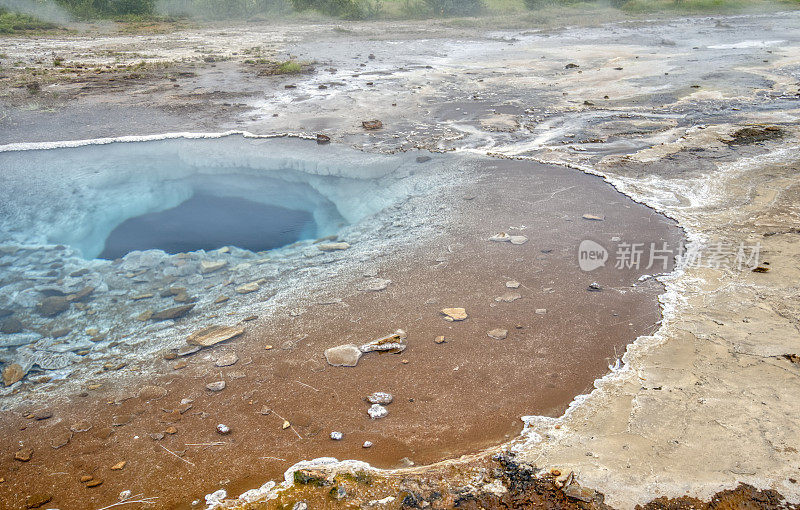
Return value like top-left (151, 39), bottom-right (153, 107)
top-left (70, 420), bottom-right (92, 433)
top-left (151, 304), bottom-right (195, 321)
top-left (368, 404), bottom-right (388, 419)
top-left (588, 282), bottom-right (602, 292)
top-left (214, 353), bottom-right (239, 367)
top-left (216, 424), bottom-right (231, 435)
top-left (536, 308), bottom-right (547, 314)
top-left (495, 292), bottom-right (521, 303)
top-left (358, 278), bottom-right (392, 292)
top-left (33, 410), bottom-right (53, 421)
top-left (111, 461), bottom-right (126, 471)
top-left (362, 120), bottom-right (383, 130)
top-left (50, 431), bottom-right (72, 449)
top-left (112, 414), bottom-right (132, 427)
top-left (200, 260), bottom-right (227, 274)
top-left (441, 308), bottom-right (468, 321)
top-left (14, 447), bottom-right (33, 462)
top-left (366, 392), bottom-right (393, 404)
top-left (363, 441), bottom-right (373, 448)
top-left (330, 431), bottom-right (343, 440)
top-left (324, 344), bottom-right (362, 367)
top-left (187, 326), bottom-right (244, 348)
top-left (506, 280), bottom-right (520, 288)
top-left (235, 282), bottom-right (259, 294)
top-left (582, 214), bottom-right (605, 221)
top-left (434, 335), bottom-right (446, 344)
top-left (2, 363), bottom-right (25, 386)
top-left (86, 479), bottom-right (103, 488)
top-left (359, 330), bottom-right (407, 354)
top-left (165, 426), bottom-right (178, 435)
top-left (488, 329), bottom-right (508, 340)
top-left (206, 381), bottom-right (226, 392)
top-left (138, 385), bottom-right (167, 402)
top-left (489, 232), bottom-right (529, 245)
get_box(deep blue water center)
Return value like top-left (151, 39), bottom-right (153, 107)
top-left (99, 194), bottom-right (315, 260)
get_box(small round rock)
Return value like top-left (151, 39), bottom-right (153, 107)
top-left (363, 441), bottom-right (373, 448)
top-left (330, 431), bottom-right (343, 441)
top-left (216, 423), bottom-right (231, 435)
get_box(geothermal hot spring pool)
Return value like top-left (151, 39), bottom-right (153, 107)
top-left (0, 135), bottom-right (682, 509)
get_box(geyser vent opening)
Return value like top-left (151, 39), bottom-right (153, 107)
top-left (98, 193), bottom-right (316, 260)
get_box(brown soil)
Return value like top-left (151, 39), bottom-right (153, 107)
top-left (0, 157), bottom-right (681, 509)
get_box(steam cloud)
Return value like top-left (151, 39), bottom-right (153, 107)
top-left (0, 0), bottom-right (72, 22)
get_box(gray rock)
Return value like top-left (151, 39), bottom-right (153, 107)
top-left (206, 381), bottom-right (226, 392)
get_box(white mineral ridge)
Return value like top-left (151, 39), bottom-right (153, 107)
top-left (0, 135), bottom-right (430, 258)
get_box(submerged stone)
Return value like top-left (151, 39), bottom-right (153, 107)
top-left (186, 325), bottom-right (244, 347)
top-left (36, 296), bottom-right (69, 317)
top-left (151, 304), bottom-right (195, 321)
top-left (2, 363), bottom-right (25, 386)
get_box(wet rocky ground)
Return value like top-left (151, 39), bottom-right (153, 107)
top-left (1, 9), bottom-right (799, 510)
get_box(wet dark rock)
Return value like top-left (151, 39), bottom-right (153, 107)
top-left (0, 316), bottom-right (24, 334)
top-left (36, 296), bottom-right (70, 317)
top-left (68, 285), bottom-right (94, 302)
top-left (727, 125), bottom-right (785, 145)
top-left (329, 486), bottom-right (347, 501)
top-left (416, 155), bottom-right (431, 163)
top-left (294, 468), bottom-right (331, 486)
top-left (316, 134), bottom-right (331, 144)
top-left (151, 304), bottom-right (195, 320)
top-left (565, 63), bottom-right (579, 69)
